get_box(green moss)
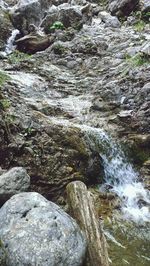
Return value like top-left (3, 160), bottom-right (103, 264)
top-left (53, 44), bottom-right (68, 55)
top-left (0, 71), bottom-right (10, 87)
top-left (134, 20), bottom-right (145, 32)
top-left (126, 53), bottom-right (150, 67)
top-left (0, 99), bottom-right (11, 110)
top-left (8, 50), bottom-right (31, 64)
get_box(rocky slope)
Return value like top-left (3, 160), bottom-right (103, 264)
top-left (0, 0), bottom-right (150, 198)
top-left (0, 0), bottom-right (150, 264)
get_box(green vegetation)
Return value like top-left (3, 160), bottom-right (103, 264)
top-left (134, 20), bottom-right (145, 32)
top-left (0, 71), bottom-right (9, 87)
top-left (53, 43), bottom-right (67, 55)
top-left (0, 99), bottom-right (11, 110)
top-left (126, 53), bottom-right (150, 67)
top-left (8, 50), bottom-right (31, 64)
top-left (142, 11), bottom-right (150, 21)
top-left (24, 127), bottom-right (36, 137)
top-left (50, 21), bottom-right (64, 31)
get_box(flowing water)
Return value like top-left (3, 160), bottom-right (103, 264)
top-left (48, 118), bottom-right (150, 265)
top-left (48, 118), bottom-right (150, 223)
top-left (5, 59), bottom-right (149, 264)
top-left (79, 125), bottom-right (150, 223)
top-left (3, 29), bottom-right (19, 56)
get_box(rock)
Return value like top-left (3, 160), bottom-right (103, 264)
top-left (0, 8), bottom-right (13, 50)
top-left (141, 0), bottom-right (150, 13)
top-left (99, 11), bottom-right (121, 28)
top-left (0, 167), bottom-right (30, 205)
top-left (0, 0), bottom-right (8, 9)
top-left (0, 192), bottom-right (86, 266)
top-left (15, 34), bottom-right (55, 54)
top-left (117, 110), bottom-right (133, 119)
top-left (141, 159), bottom-right (150, 189)
top-left (141, 42), bottom-right (150, 56)
top-left (9, 0), bottom-right (51, 34)
top-left (108, 0), bottom-right (139, 16)
top-left (41, 4), bottom-right (84, 33)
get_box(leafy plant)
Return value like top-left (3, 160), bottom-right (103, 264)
top-left (50, 21), bottom-right (64, 31)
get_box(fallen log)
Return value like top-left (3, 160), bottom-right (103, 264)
top-left (66, 181), bottom-right (109, 266)
top-left (14, 34), bottom-right (55, 54)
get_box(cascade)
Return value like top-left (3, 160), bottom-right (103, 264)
top-left (49, 117), bottom-right (150, 223)
top-left (4, 29), bottom-right (20, 55)
top-left (81, 125), bottom-right (150, 223)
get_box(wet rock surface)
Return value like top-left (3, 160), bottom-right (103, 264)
top-left (0, 1), bottom-right (150, 265)
top-left (0, 0), bottom-right (150, 200)
top-left (0, 192), bottom-right (86, 266)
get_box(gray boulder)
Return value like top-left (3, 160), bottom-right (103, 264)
top-left (0, 192), bottom-right (86, 266)
top-left (141, 42), bottom-right (150, 56)
top-left (108, 0), bottom-right (139, 16)
top-left (41, 4), bottom-right (84, 33)
top-left (0, 167), bottom-right (30, 204)
top-left (141, 0), bottom-right (150, 19)
top-left (99, 11), bottom-right (121, 28)
top-left (0, 0), bottom-right (8, 9)
top-left (9, 0), bottom-right (51, 34)
top-left (142, 0), bottom-right (150, 12)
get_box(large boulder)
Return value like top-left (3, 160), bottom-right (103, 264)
top-left (0, 167), bottom-right (30, 205)
top-left (98, 11), bottom-right (121, 28)
top-left (9, 0), bottom-right (52, 34)
top-left (41, 4), bottom-right (84, 33)
top-left (108, 0), bottom-right (139, 16)
top-left (0, 192), bottom-right (86, 266)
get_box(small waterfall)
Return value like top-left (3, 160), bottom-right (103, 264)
top-left (48, 118), bottom-right (150, 223)
top-left (4, 29), bottom-right (20, 55)
top-left (80, 125), bottom-right (150, 223)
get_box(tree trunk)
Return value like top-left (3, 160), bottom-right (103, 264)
top-left (66, 181), bottom-right (109, 266)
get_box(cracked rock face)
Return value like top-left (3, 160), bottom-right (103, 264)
top-left (0, 192), bottom-right (86, 266)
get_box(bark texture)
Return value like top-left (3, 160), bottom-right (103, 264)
top-left (66, 181), bottom-right (109, 266)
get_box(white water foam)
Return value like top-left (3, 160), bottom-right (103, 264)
top-left (82, 126), bottom-right (150, 223)
top-left (4, 29), bottom-right (19, 55)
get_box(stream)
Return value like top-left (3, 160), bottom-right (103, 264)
top-left (1, 19), bottom-right (150, 265)
top-left (49, 118), bottom-right (150, 266)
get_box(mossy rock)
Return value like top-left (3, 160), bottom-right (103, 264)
top-left (0, 71), bottom-right (10, 88)
top-left (125, 134), bottom-right (150, 165)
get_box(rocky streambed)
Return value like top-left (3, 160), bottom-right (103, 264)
top-left (0, 0), bottom-right (150, 265)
